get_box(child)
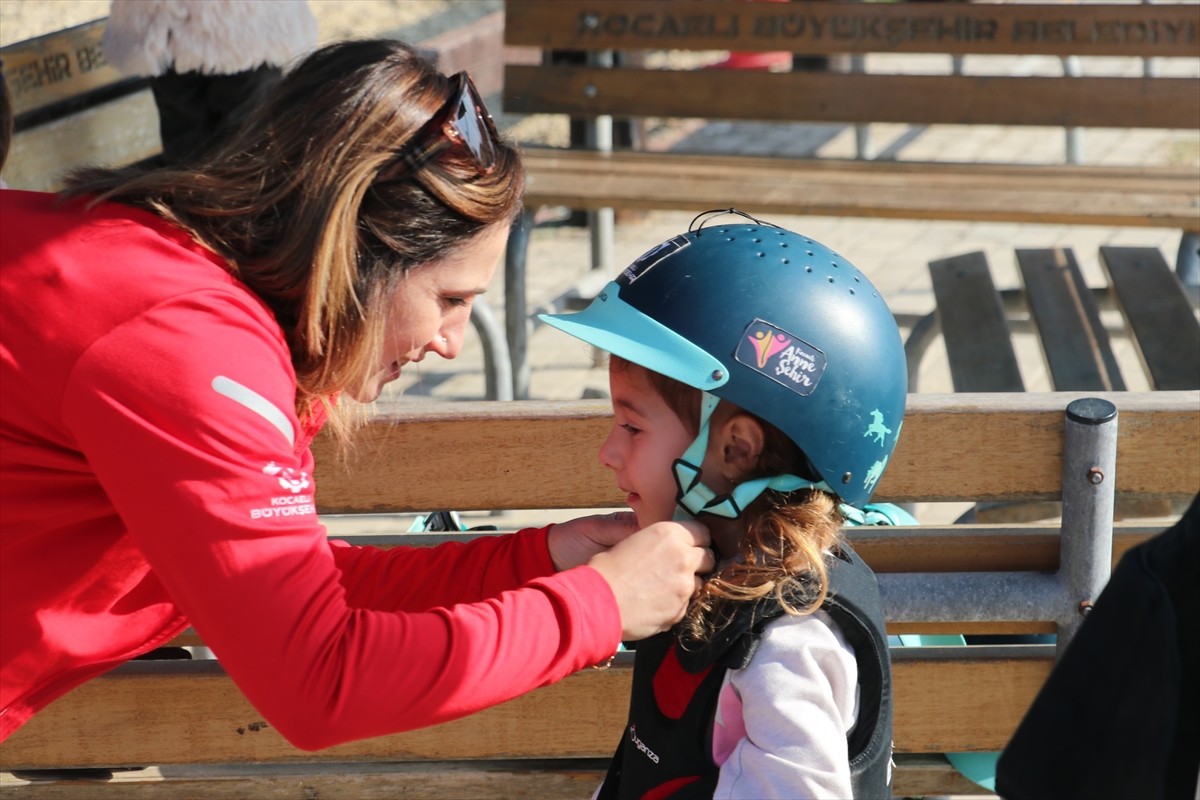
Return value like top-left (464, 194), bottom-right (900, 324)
top-left (542, 210), bottom-right (908, 799)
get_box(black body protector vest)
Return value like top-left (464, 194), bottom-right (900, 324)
top-left (597, 543), bottom-right (893, 800)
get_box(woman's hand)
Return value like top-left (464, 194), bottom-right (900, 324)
top-left (546, 511), bottom-right (640, 572)
top-left (586, 520), bottom-right (715, 642)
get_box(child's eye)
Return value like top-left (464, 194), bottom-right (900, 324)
top-left (620, 423), bottom-right (641, 435)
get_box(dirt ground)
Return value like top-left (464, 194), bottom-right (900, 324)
top-left (0, 0), bottom-right (459, 48)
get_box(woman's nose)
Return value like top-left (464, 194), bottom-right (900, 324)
top-left (427, 327), bottom-right (462, 360)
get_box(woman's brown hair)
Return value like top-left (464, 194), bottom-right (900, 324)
top-left (609, 356), bottom-right (845, 641)
top-left (61, 40), bottom-right (525, 437)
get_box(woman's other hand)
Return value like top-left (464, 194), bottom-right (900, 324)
top-left (546, 511), bottom-right (640, 571)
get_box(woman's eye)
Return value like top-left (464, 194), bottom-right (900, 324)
top-left (443, 296), bottom-right (470, 308)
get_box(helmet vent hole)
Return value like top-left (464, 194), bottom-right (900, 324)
top-left (805, 266), bottom-right (813, 273)
top-left (832, 262), bottom-right (840, 268)
top-left (757, 252), bottom-right (765, 258)
top-left (806, 250), bottom-right (814, 256)
top-left (782, 258), bottom-right (790, 265)
top-left (753, 238), bottom-right (762, 243)
top-left (849, 288), bottom-right (856, 295)
top-left (828, 277), bottom-right (835, 283)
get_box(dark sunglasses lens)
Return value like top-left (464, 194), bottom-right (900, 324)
top-left (451, 83), bottom-right (496, 170)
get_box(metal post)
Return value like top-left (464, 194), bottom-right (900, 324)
top-left (851, 54), bottom-right (872, 160)
top-left (1056, 397), bottom-right (1118, 657)
top-left (1176, 231), bottom-right (1200, 287)
top-left (469, 299), bottom-right (512, 401)
top-left (504, 208), bottom-right (534, 399)
top-left (585, 49), bottom-right (615, 275)
top-left (1062, 56), bottom-right (1083, 165)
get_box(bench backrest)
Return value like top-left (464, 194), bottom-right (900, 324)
top-left (2, 392), bottom-right (1196, 785)
top-left (3, 392), bottom-right (1197, 772)
top-left (503, 0), bottom-right (1200, 131)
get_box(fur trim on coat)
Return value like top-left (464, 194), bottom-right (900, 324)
top-left (103, 0), bottom-right (318, 77)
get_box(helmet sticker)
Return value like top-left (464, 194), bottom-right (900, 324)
top-left (622, 235), bottom-right (691, 284)
top-left (864, 455), bottom-right (888, 492)
top-left (864, 409), bottom-right (893, 446)
top-left (735, 319), bottom-right (826, 397)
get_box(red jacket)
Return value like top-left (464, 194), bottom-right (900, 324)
top-left (0, 190), bottom-right (621, 746)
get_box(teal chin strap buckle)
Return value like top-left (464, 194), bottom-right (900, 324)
top-left (673, 392), bottom-right (831, 520)
top-left (674, 460), bottom-right (831, 519)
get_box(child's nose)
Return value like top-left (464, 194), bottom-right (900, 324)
top-left (598, 431), bottom-right (621, 470)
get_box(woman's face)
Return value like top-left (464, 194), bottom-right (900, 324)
top-left (349, 221), bottom-right (508, 402)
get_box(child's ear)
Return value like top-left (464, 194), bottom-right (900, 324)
top-left (718, 413), bottom-right (765, 482)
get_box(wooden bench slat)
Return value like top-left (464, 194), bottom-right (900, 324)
top-left (310, 393), bottom-right (1200, 512)
top-left (929, 252), bottom-right (1024, 392)
top-left (0, 754), bottom-right (993, 799)
top-left (516, 149), bottom-right (1200, 230)
top-left (504, 0), bottom-right (1200, 59)
top-left (0, 760), bottom-right (613, 800)
top-left (504, 65), bottom-right (1200, 131)
top-left (1100, 246), bottom-right (1200, 391)
top-left (1016, 248), bottom-right (1126, 392)
top-left (523, 146), bottom-right (1190, 188)
top-left (0, 647), bottom-right (1052, 770)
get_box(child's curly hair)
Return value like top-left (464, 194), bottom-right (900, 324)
top-left (609, 357), bottom-right (845, 643)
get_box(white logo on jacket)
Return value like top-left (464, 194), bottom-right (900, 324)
top-left (262, 461), bottom-right (310, 494)
top-left (248, 462), bottom-right (316, 520)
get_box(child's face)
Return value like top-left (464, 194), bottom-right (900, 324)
top-left (599, 363), bottom-right (696, 527)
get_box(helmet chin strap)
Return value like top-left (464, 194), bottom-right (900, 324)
top-left (672, 392), bottom-right (832, 521)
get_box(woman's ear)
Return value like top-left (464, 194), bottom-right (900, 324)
top-left (716, 413), bottom-right (765, 482)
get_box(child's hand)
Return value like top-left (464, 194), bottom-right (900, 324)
top-left (587, 520), bottom-right (715, 641)
top-left (545, 511), bottom-right (640, 571)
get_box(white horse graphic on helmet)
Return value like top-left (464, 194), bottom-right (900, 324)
top-left (864, 409), bottom-right (892, 446)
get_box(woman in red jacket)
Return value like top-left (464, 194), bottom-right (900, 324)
top-left (0, 39), bottom-right (712, 747)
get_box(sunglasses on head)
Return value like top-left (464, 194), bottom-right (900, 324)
top-left (378, 71), bottom-right (498, 183)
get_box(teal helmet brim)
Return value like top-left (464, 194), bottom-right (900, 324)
top-left (539, 281), bottom-right (728, 391)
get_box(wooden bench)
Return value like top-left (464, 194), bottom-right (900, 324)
top-left (907, 244), bottom-right (1200, 393)
top-left (903, 244), bottom-right (1199, 521)
top-left (0, 17), bottom-right (516, 400)
top-left (2, 392), bottom-right (1198, 798)
top-left (500, 0), bottom-right (1200, 397)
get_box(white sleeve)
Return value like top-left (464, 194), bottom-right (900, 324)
top-left (712, 610), bottom-right (859, 800)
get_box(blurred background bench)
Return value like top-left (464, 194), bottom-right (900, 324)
top-left (501, 0), bottom-right (1200, 398)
